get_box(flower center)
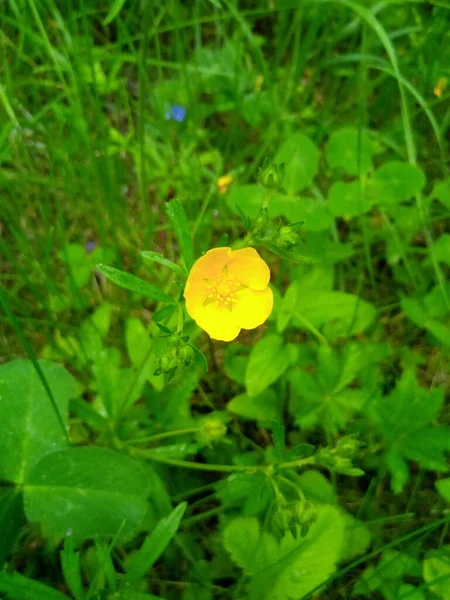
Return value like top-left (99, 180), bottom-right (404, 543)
top-left (203, 271), bottom-right (241, 311)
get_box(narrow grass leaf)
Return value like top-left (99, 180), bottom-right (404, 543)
top-left (103, 0), bottom-right (127, 25)
top-left (124, 502), bottom-right (187, 584)
top-left (141, 251), bottom-right (187, 278)
top-left (165, 200), bottom-right (195, 270)
top-left (0, 572), bottom-right (69, 600)
top-left (97, 264), bottom-right (175, 304)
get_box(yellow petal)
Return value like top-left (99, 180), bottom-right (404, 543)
top-left (231, 286), bottom-right (273, 330)
top-left (228, 248), bottom-right (270, 290)
top-left (189, 302), bottom-right (241, 342)
top-left (184, 247), bottom-right (232, 313)
top-left (188, 247), bottom-right (232, 282)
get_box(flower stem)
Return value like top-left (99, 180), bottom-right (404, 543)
top-left (131, 449), bottom-right (316, 473)
top-left (295, 314), bottom-right (328, 345)
top-left (125, 427), bottom-right (201, 446)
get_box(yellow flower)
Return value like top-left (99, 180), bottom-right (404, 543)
top-left (183, 247), bottom-right (273, 342)
top-left (434, 77), bottom-right (447, 98)
top-left (217, 174), bottom-right (233, 194)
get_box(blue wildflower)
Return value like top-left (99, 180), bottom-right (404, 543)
top-left (165, 105), bottom-right (186, 122)
top-left (86, 241), bottom-right (96, 252)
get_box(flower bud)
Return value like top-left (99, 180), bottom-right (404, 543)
top-left (200, 415), bottom-right (227, 442)
top-left (258, 158), bottom-right (285, 190)
top-left (276, 226), bottom-right (300, 250)
top-left (336, 435), bottom-right (360, 459)
top-left (179, 344), bottom-right (194, 366)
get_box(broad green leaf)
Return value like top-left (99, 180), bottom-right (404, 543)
top-left (148, 372), bottom-right (197, 431)
top-left (245, 335), bottom-right (297, 397)
top-left (59, 243), bottom-right (91, 288)
top-left (124, 502), bottom-right (187, 584)
top-left (0, 572), bottom-right (69, 600)
top-left (97, 265), bottom-right (175, 304)
top-left (398, 584), bottom-right (425, 600)
top-left (423, 547), bottom-right (450, 600)
top-left (297, 471), bottom-right (337, 505)
top-left (436, 477), bottom-right (450, 502)
top-left (227, 389), bottom-right (282, 423)
top-left (401, 296), bottom-right (450, 346)
top-left (326, 127), bottom-right (373, 176)
top-left (126, 317), bottom-right (152, 367)
top-left (103, 0), bottom-right (127, 25)
top-left (430, 234), bottom-right (450, 266)
top-left (216, 472), bottom-right (271, 516)
top-left (369, 371), bottom-right (447, 493)
top-left (141, 251), bottom-right (187, 278)
top-left (431, 178), bottom-right (450, 210)
top-left (355, 550), bottom-right (422, 596)
top-left (281, 197), bottom-right (334, 231)
top-left (327, 180), bottom-right (371, 218)
top-left (274, 133), bottom-right (319, 193)
top-left (223, 517), bottom-right (278, 576)
top-left (24, 447), bottom-right (150, 542)
top-left (0, 360), bottom-right (78, 484)
top-left (165, 200), bottom-right (195, 270)
top-left (292, 290), bottom-right (376, 337)
top-left (386, 451), bottom-right (409, 495)
top-left (0, 490), bottom-right (26, 565)
top-left (368, 161), bottom-right (426, 205)
top-left (89, 302), bottom-right (113, 338)
top-left (227, 184), bottom-right (285, 219)
top-left (253, 506), bottom-right (345, 600)
top-left (340, 513), bottom-right (371, 562)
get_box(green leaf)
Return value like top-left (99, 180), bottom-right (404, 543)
top-left (284, 443), bottom-right (315, 461)
top-left (89, 302), bottom-right (113, 338)
top-left (103, 0), bottom-right (126, 25)
top-left (97, 265), bottom-right (175, 304)
top-left (368, 161), bottom-right (426, 205)
top-left (227, 389), bottom-right (282, 424)
top-left (234, 506), bottom-right (344, 600)
top-left (386, 451), bottom-right (409, 495)
top-left (189, 344), bottom-right (208, 372)
top-left (292, 290), bottom-right (376, 337)
top-left (24, 447), bottom-right (150, 542)
top-left (0, 572), bottom-right (70, 600)
top-left (126, 317), bottom-right (152, 367)
top-left (281, 197), bottom-right (334, 231)
top-left (369, 371), bottom-right (448, 493)
top-left (124, 502), bottom-right (187, 584)
top-left (436, 478), bottom-right (450, 502)
top-left (297, 471), bottom-right (337, 505)
top-left (141, 251), bottom-right (187, 278)
top-left (0, 360), bottom-right (78, 484)
top-left (274, 133), bottom-right (319, 193)
top-left (326, 127), bottom-right (373, 176)
top-left (0, 490), bottom-right (26, 565)
top-left (430, 234), bottom-right (450, 266)
top-left (59, 243), bottom-right (91, 289)
top-left (61, 536), bottom-right (83, 600)
top-left (271, 420), bottom-right (285, 462)
top-left (245, 335), bottom-right (296, 397)
top-left (431, 178), bottom-right (450, 210)
top-left (327, 180), bottom-right (371, 218)
top-left (340, 513), bottom-right (371, 562)
top-left (223, 517), bottom-right (278, 576)
top-left (165, 200), bottom-right (195, 270)
top-left (152, 304), bottom-right (177, 323)
top-left (423, 547), bottom-right (450, 600)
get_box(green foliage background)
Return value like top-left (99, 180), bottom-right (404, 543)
top-left (1, 1), bottom-right (449, 599)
